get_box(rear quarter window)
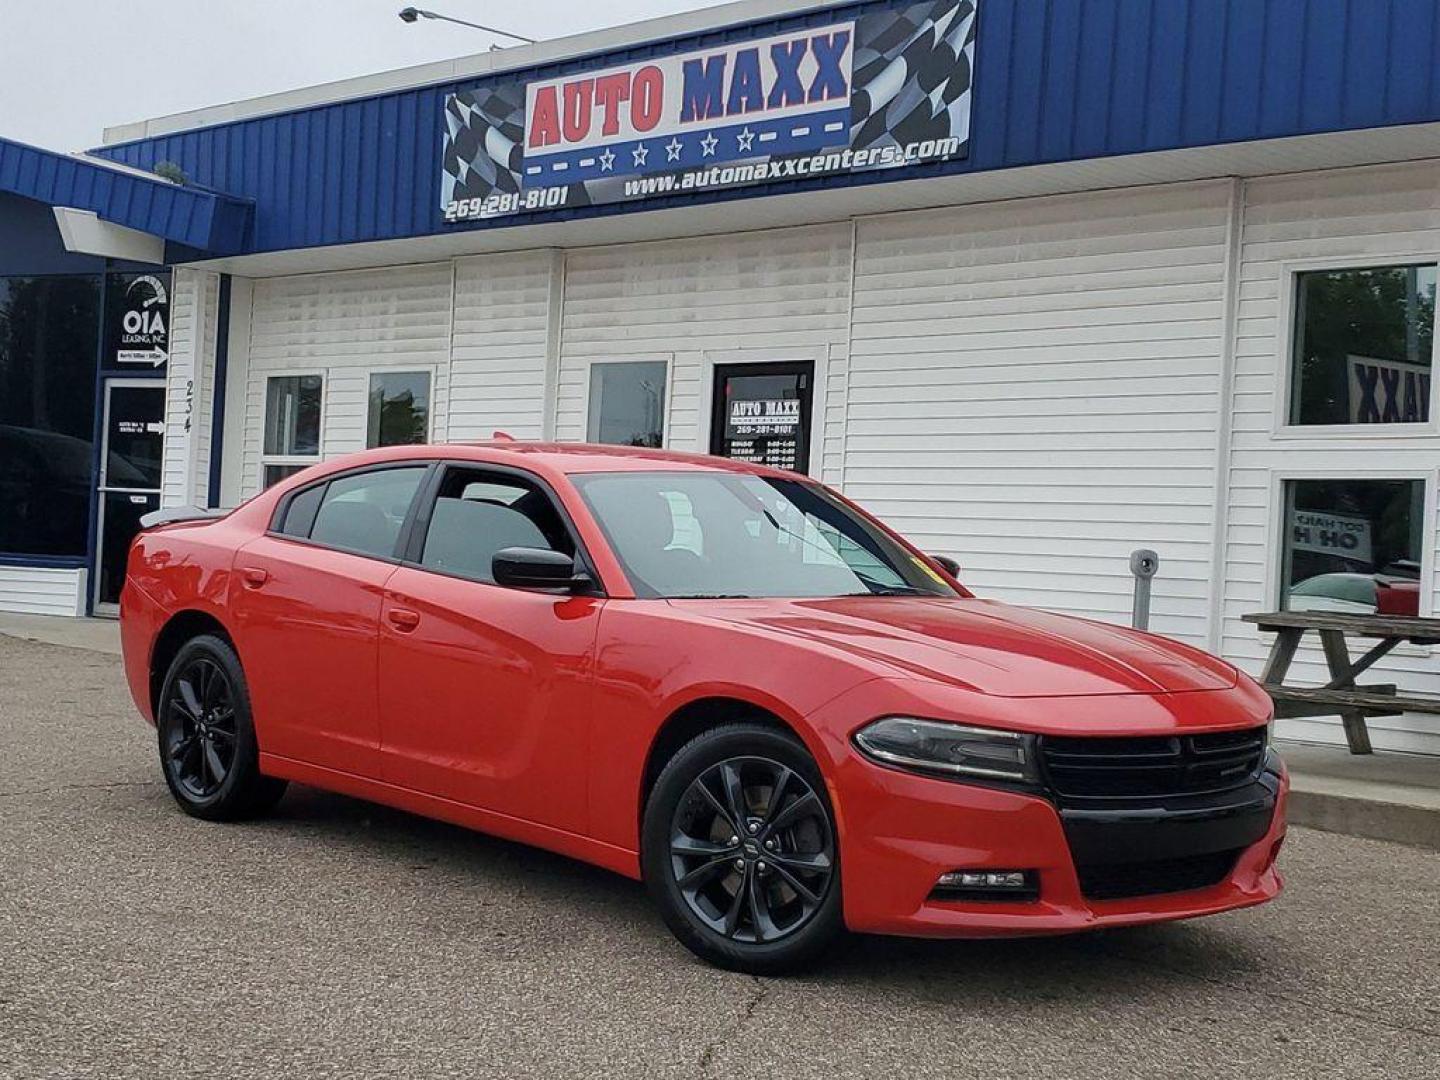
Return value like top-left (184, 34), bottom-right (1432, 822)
top-left (277, 483), bottom-right (325, 538)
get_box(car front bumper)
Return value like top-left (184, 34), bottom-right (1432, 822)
top-left (831, 754), bottom-right (1285, 937)
top-left (810, 682), bottom-right (1286, 938)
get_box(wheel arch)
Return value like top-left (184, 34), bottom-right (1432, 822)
top-left (149, 609), bottom-right (237, 719)
top-left (638, 692), bottom-right (818, 829)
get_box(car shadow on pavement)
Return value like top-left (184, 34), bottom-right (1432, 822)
top-left (257, 783), bottom-right (1280, 997)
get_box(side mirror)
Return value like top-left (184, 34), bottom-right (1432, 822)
top-left (929, 554), bottom-right (961, 578)
top-left (492, 546), bottom-right (591, 592)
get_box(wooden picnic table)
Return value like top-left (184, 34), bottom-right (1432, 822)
top-left (1243, 610), bottom-right (1440, 754)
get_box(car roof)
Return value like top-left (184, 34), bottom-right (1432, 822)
top-left (321, 441), bottom-right (800, 479)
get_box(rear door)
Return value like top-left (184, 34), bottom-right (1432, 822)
top-left (231, 463), bottom-right (431, 778)
top-left (376, 463), bottom-right (603, 833)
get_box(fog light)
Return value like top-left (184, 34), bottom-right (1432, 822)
top-left (938, 870), bottom-right (1029, 889)
top-left (932, 869), bottom-right (1038, 901)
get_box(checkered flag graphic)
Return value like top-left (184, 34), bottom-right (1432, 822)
top-left (442, 85), bottom-right (526, 205)
top-left (850, 0), bottom-right (976, 153)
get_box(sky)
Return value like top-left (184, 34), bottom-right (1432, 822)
top-left (0, 0), bottom-right (711, 152)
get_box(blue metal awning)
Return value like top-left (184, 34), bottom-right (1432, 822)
top-left (0, 136), bottom-right (250, 255)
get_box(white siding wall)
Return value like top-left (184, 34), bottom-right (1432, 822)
top-left (1221, 161), bottom-right (1440, 754)
top-left (449, 250), bottom-right (560, 441)
top-left (208, 161), bottom-right (1440, 757)
top-left (161, 268), bottom-right (220, 508)
top-left (0, 568), bottom-right (86, 617)
top-left (242, 264), bottom-right (455, 496)
top-left (555, 224), bottom-right (853, 485)
top-left (847, 181), bottom-right (1235, 646)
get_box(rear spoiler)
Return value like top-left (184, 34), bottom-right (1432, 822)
top-left (139, 506), bottom-right (230, 529)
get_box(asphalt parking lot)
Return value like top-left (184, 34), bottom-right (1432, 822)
top-left (1, 633), bottom-right (1436, 1080)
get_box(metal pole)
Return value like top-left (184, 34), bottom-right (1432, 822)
top-left (1129, 549), bottom-right (1160, 631)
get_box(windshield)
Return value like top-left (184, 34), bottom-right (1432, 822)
top-left (572, 471), bottom-right (959, 600)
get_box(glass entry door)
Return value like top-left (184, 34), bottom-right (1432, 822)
top-left (709, 361), bottom-right (814, 475)
top-left (94, 380), bottom-right (165, 613)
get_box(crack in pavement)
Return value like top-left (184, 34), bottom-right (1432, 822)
top-left (698, 976), bottom-right (768, 1077)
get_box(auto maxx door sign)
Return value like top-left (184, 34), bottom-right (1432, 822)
top-left (729, 398), bottom-right (801, 438)
top-left (441, 0), bottom-right (977, 221)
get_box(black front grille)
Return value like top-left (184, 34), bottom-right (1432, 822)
top-left (1077, 848), bottom-right (1241, 901)
top-left (1039, 727), bottom-right (1267, 800)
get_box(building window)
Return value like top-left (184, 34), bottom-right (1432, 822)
top-left (1289, 264), bottom-right (1436, 426)
top-left (367, 371), bottom-right (431, 448)
top-left (0, 274), bottom-right (102, 558)
top-left (1282, 478), bottom-right (1425, 614)
top-left (587, 361), bottom-right (666, 448)
top-left (262, 374), bottom-right (323, 488)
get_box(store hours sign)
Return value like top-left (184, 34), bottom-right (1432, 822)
top-left (441, 0), bottom-right (976, 221)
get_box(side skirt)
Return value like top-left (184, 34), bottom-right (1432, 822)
top-left (258, 752), bottom-right (642, 880)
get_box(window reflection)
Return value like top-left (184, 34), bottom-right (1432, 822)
top-left (0, 275), bottom-right (101, 557)
top-left (587, 361), bottom-right (666, 448)
top-left (367, 371), bottom-right (431, 447)
top-left (1291, 265), bottom-right (1435, 426)
top-left (1282, 479), bottom-right (1424, 615)
top-left (264, 375), bottom-right (323, 456)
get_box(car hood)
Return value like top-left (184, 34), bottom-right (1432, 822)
top-left (676, 596), bottom-right (1238, 697)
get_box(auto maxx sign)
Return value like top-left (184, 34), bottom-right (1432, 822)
top-left (441, 0), bottom-right (976, 221)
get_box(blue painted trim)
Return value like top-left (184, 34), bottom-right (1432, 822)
top-left (86, 0), bottom-right (1440, 257)
top-left (0, 554), bottom-right (89, 569)
top-left (0, 135), bottom-right (252, 255)
top-left (208, 275), bottom-right (232, 508)
top-left (82, 268), bottom-right (109, 616)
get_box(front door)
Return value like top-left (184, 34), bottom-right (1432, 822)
top-left (709, 361), bottom-right (814, 474)
top-left (376, 464), bottom-right (601, 832)
top-left (95, 380), bottom-right (165, 613)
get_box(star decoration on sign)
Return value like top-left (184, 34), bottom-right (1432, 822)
top-left (632, 143), bottom-right (649, 167)
top-left (736, 127), bottom-right (756, 152)
top-left (598, 148), bottom-right (616, 171)
top-left (665, 137), bottom-right (683, 162)
top-left (700, 132), bottom-right (719, 156)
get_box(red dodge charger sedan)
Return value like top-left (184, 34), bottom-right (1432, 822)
top-left (121, 442), bottom-right (1286, 972)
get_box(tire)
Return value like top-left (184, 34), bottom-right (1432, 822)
top-left (155, 633), bottom-right (287, 821)
top-left (642, 722), bottom-right (845, 973)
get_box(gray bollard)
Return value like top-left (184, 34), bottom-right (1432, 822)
top-left (1129, 549), bottom-right (1160, 631)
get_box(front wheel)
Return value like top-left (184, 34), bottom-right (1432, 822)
top-left (642, 723), bottom-right (844, 973)
top-left (156, 634), bottom-right (286, 821)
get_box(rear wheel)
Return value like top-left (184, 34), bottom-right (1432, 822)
top-left (642, 723), bottom-right (843, 973)
top-left (156, 634), bottom-right (286, 821)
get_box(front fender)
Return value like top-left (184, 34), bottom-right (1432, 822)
top-left (584, 601), bottom-right (879, 853)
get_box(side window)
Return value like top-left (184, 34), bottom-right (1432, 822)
top-left (419, 468), bottom-right (573, 584)
top-left (1281, 478), bottom-right (1426, 613)
top-left (262, 374), bottom-right (324, 488)
top-left (367, 371), bottom-right (431, 447)
top-left (277, 482), bottom-right (326, 538)
top-left (587, 361), bottom-right (667, 447)
top-left (1289, 264), bottom-right (1435, 426)
top-left (306, 467), bottom-right (427, 558)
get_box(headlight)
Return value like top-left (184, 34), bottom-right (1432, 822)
top-left (854, 717), bottom-right (1040, 784)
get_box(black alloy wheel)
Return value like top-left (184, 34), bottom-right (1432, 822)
top-left (671, 757), bottom-right (835, 943)
top-left (644, 723), bottom-right (845, 972)
top-left (156, 634), bottom-right (287, 821)
top-left (162, 656), bottom-right (238, 800)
